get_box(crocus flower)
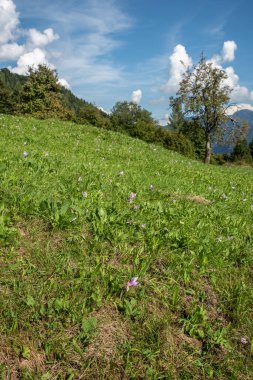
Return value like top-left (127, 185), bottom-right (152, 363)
top-left (23, 151), bottom-right (28, 158)
top-left (240, 337), bottom-right (248, 344)
top-left (126, 277), bottom-right (139, 291)
top-left (128, 192), bottom-right (136, 203)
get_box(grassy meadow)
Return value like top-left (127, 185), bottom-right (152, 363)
top-left (0, 114), bottom-right (253, 379)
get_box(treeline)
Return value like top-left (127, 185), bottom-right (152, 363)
top-left (0, 65), bottom-right (195, 158)
top-left (0, 65), bottom-right (252, 164)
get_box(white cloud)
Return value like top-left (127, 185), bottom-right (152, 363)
top-left (0, 0), bottom-right (60, 77)
top-left (161, 44), bottom-right (192, 93)
top-left (75, 0), bottom-right (131, 34)
top-left (0, 42), bottom-right (24, 60)
top-left (58, 78), bottom-right (70, 89)
top-left (0, 0), bottom-right (132, 91)
top-left (222, 40), bottom-right (237, 62)
top-left (131, 89), bottom-right (142, 104)
top-left (98, 106), bottom-right (110, 114)
top-left (52, 1), bottom-right (132, 86)
top-left (223, 66), bottom-right (253, 102)
top-left (10, 48), bottom-right (52, 74)
top-left (161, 40), bottom-right (253, 106)
top-left (226, 103), bottom-right (253, 115)
top-left (28, 28), bottom-right (59, 47)
top-left (0, 0), bottom-right (19, 44)
top-left (209, 40), bottom-right (237, 66)
top-left (158, 113), bottom-right (169, 126)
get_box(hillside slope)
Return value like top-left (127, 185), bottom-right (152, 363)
top-left (0, 114), bottom-right (253, 379)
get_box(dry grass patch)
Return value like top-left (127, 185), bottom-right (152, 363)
top-left (0, 334), bottom-right (46, 378)
top-left (186, 195), bottom-right (212, 205)
top-left (160, 325), bottom-right (202, 379)
top-left (168, 193), bottom-right (212, 205)
top-left (85, 303), bottom-right (129, 362)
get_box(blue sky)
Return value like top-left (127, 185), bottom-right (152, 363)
top-left (1, 0), bottom-right (253, 122)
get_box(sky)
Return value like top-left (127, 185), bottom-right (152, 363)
top-left (1, 0), bottom-right (253, 123)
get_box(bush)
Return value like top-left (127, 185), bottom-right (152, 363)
top-left (154, 128), bottom-right (195, 158)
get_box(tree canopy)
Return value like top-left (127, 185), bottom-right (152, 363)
top-left (18, 65), bottom-right (72, 119)
top-left (175, 56), bottom-right (244, 163)
top-left (110, 101), bottom-right (157, 142)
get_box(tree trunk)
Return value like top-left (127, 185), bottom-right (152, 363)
top-left (205, 135), bottom-right (211, 164)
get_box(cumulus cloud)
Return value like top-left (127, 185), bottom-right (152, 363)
top-left (0, 0), bottom-right (59, 75)
top-left (10, 48), bottom-right (51, 74)
top-left (161, 44), bottom-right (192, 93)
top-left (58, 78), bottom-right (70, 89)
top-left (161, 40), bottom-right (253, 105)
top-left (0, 42), bottom-right (24, 60)
top-left (0, 0), bottom-right (19, 44)
top-left (131, 89), bottom-right (142, 104)
top-left (0, 0), bottom-right (132, 91)
top-left (209, 40), bottom-right (237, 66)
top-left (28, 28), bottom-right (59, 47)
top-left (223, 66), bottom-right (252, 102)
top-left (222, 40), bottom-right (237, 62)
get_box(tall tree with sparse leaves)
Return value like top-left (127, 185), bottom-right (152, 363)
top-left (176, 56), bottom-right (245, 163)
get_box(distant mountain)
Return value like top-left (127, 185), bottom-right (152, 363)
top-left (214, 109), bottom-right (253, 154)
top-left (231, 109), bottom-right (253, 141)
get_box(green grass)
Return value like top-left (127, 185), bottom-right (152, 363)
top-left (0, 114), bottom-right (253, 379)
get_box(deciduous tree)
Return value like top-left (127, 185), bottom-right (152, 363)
top-left (176, 56), bottom-right (246, 163)
top-left (19, 65), bottom-right (72, 119)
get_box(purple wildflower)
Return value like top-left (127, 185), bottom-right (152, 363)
top-left (82, 191), bottom-right (88, 198)
top-left (128, 192), bottom-right (137, 203)
top-left (240, 337), bottom-right (248, 344)
top-left (133, 204), bottom-right (140, 210)
top-left (126, 277), bottom-right (139, 291)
